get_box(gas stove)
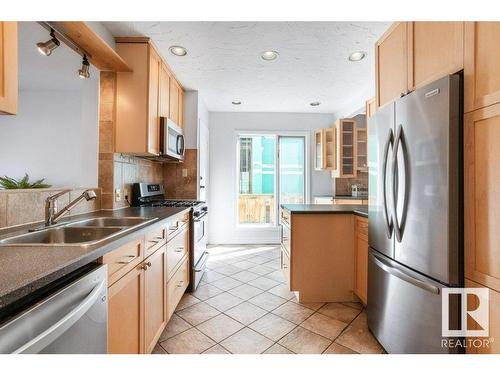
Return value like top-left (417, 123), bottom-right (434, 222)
top-left (144, 199), bottom-right (204, 208)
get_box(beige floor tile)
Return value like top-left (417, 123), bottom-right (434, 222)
top-left (202, 344), bottom-right (231, 354)
top-left (227, 284), bottom-right (264, 300)
top-left (323, 343), bottom-right (358, 354)
top-left (290, 298), bottom-right (325, 311)
top-left (209, 276), bottom-right (243, 291)
top-left (206, 261), bottom-right (226, 270)
top-left (176, 302), bottom-right (220, 326)
top-left (268, 284), bottom-right (296, 300)
top-left (191, 284), bottom-right (224, 301)
top-left (225, 301), bottom-right (268, 325)
top-left (247, 264), bottom-right (275, 276)
top-left (159, 314), bottom-right (192, 342)
top-left (246, 255), bottom-right (273, 265)
top-left (278, 326), bottom-right (332, 354)
top-left (342, 301), bottom-right (364, 311)
top-left (202, 270), bottom-right (226, 283)
top-left (204, 292), bottom-right (244, 312)
top-left (266, 270), bottom-right (287, 283)
top-left (175, 294), bottom-right (201, 312)
top-left (272, 301), bottom-right (315, 324)
top-left (249, 313), bottom-right (297, 341)
top-left (152, 343), bottom-right (167, 354)
top-left (196, 314), bottom-right (245, 342)
top-left (248, 292), bottom-right (288, 311)
top-left (232, 270), bottom-right (260, 283)
top-left (262, 260), bottom-right (281, 270)
top-left (213, 264), bottom-right (243, 276)
top-left (220, 328), bottom-right (274, 354)
top-left (263, 343), bottom-right (294, 354)
top-left (161, 328), bottom-right (216, 354)
top-left (247, 276), bottom-right (281, 291)
top-left (335, 311), bottom-right (385, 354)
top-left (318, 303), bottom-right (361, 324)
top-left (232, 260), bottom-right (256, 269)
top-left (300, 312), bottom-right (347, 340)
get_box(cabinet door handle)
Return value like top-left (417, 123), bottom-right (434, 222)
top-left (140, 261), bottom-right (152, 271)
top-left (176, 280), bottom-right (184, 288)
top-left (117, 255), bottom-right (135, 264)
top-left (175, 247), bottom-right (184, 253)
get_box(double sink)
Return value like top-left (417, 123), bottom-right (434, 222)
top-left (0, 217), bottom-right (157, 246)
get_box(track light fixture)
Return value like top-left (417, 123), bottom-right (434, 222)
top-left (78, 55), bottom-right (90, 79)
top-left (36, 29), bottom-right (60, 56)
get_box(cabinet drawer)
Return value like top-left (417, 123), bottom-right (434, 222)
top-left (166, 227), bottom-right (189, 280)
top-left (166, 212), bottom-right (189, 240)
top-left (145, 227), bottom-right (166, 258)
top-left (334, 199), bottom-right (363, 205)
top-left (166, 256), bottom-right (189, 320)
top-left (102, 238), bottom-right (144, 286)
top-left (281, 223), bottom-right (291, 255)
top-left (280, 247), bottom-right (291, 288)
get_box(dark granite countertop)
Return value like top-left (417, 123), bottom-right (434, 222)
top-left (333, 195), bottom-right (368, 200)
top-left (281, 204), bottom-right (368, 218)
top-left (0, 206), bottom-right (190, 313)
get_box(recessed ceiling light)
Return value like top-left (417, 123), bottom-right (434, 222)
top-left (169, 45), bottom-right (187, 56)
top-left (261, 50), bottom-right (279, 61)
top-left (348, 51), bottom-right (366, 62)
top-left (232, 100), bottom-right (242, 105)
top-left (310, 101), bottom-right (321, 107)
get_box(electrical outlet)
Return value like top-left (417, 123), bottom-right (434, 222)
top-left (115, 188), bottom-right (122, 202)
top-left (123, 186), bottom-right (131, 203)
top-left (182, 168), bottom-right (188, 178)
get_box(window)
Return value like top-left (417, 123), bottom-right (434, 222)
top-left (237, 134), bottom-right (306, 226)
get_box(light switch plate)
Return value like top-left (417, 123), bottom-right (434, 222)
top-left (115, 188), bottom-right (122, 202)
top-left (182, 168), bottom-right (188, 178)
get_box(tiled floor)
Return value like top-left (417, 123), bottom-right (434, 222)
top-left (153, 244), bottom-right (385, 354)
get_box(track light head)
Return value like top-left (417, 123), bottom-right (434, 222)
top-left (78, 55), bottom-right (90, 79)
top-left (36, 30), bottom-right (60, 56)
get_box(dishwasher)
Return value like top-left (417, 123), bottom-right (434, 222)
top-left (0, 264), bottom-right (108, 354)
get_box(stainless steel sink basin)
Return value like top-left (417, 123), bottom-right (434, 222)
top-left (0, 227), bottom-right (123, 246)
top-left (67, 217), bottom-right (155, 228)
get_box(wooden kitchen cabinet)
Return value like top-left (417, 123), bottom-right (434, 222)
top-left (0, 22), bottom-right (18, 115)
top-left (354, 216), bottom-right (368, 305)
top-left (108, 264), bottom-right (145, 354)
top-left (144, 246), bottom-right (167, 354)
top-left (115, 38), bottom-right (185, 155)
top-left (375, 22), bottom-right (408, 108)
top-left (178, 88), bottom-right (184, 128)
top-left (464, 22), bottom-right (500, 112)
top-left (365, 98), bottom-right (376, 119)
top-left (464, 103), bottom-right (500, 293)
top-left (407, 22), bottom-right (464, 91)
top-left (314, 128), bottom-right (336, 171)
top-left (465, 279), bottom-right (500, 354)
top-left (314, 129), bottom-right (324, 170)
top-left (333, 199), bottom-right (366, 205)
top-left (332, 118), bottom-right (357, 178)
top-left (166, 255), bottom-right (189, 320)
top-left (356, 119), bottom-right (367, 172)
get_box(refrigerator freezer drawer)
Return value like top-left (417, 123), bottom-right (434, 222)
top-left (367, 249), bottom-right (461, 354)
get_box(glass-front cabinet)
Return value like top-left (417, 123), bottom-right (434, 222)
top-left (314, 128), bottom-right (336, 171)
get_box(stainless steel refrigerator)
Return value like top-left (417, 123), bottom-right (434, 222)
top-left (367, 74), bottom-right (463, 354)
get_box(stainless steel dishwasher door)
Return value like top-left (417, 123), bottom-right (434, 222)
top-left (0, 265), bottom-right (108, 354)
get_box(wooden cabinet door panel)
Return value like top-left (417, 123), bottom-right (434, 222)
top-left (354, 217), bottom-right (368, 305)
top-left (408, 22), bottom-right (464, 91)
top-left (166, 256), bottom-right (189, 320)
top-left (159, 63), bottom-right (170, 118)
top-left (376, 22), bottom-right (408, 108)
top-left (280, 246), bottom-right (291, 289)
top-left (166, 227), bottom-right (189, 280)
top-left (108, 266), bottom-right (144, 354)
top-left (144, 247), bottom-right (167, 353)
top-left (147, 48), bottom-right (160, 155)
top-left (0, 22), bottom-right (18, 115)
top-left (464, 104), bottom-right (500, 292)
top-left (465, 22), bottom-right (500, 112)
top-left (366, 98), bottom-right (376, 119)
top-left (178, 88), bottom-right (184, 128)
top-left (101, 239), bottom-right (143, 286)
top-left (169, 79), bottom-right (179, 124)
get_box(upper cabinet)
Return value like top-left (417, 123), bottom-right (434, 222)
top-left (464, 22), bottom-right (500, 113)
top-left (332, 118), bottom-right (357, 178)
top-left (115, 38), bottom-right (184, 156)
top-left (375, 22), bottom-right (408, 109)
top-left (365, 97), bottom-right (376, 119)
top-left (169, 78), bottom-right (184, 128)
top-left (0, 22), bottom-right (18, 115)
top-left (314, 128), bottom-right (336, 171)
top-left (376, 22), bottom-right (465, 109)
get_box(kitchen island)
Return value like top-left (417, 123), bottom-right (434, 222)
top-left (279, 204), bottom-right (368, 304)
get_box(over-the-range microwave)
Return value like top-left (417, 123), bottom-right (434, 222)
top-left (160, 117), bottom-right (185, 161)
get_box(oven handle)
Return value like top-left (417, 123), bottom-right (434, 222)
top-left (194, 211), bottom-right (208, 222)
top-left (11, 279), bottom-right (106, 353)
top-left (193, 252), bottom-right (209, 272)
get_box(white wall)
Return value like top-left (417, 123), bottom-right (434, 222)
top-left (208, 111), bottom-right (335, 244)
top-left (0, 22), bottom-right (100, 188)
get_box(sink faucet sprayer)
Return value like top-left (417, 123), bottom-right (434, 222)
top-left (45, 189), bottom-right (97, 226)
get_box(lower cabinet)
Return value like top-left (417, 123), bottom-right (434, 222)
top-left (354, 216), bottom-right (369, 305)
top-left (280, 245), bottom-right (291, 287)
top-left (108, 264), bottom-right (145, 354)
top-left (166, 256), bottom-right (189, 320)
top-left (144, 246), bottom-right (167, 354)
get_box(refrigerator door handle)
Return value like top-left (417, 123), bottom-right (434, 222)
top-left (370, 252), bottom-right (440, 295)
top-left (392, 124), bottom-right (408, 243)
top-left (382, 128), bottom-right (394, 239)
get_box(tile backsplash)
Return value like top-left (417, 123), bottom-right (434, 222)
top-left (334, 172), bottom-right (368, 196)
top-left (163, 149), bottom-right (198, 199)
top-left (0, 188), bottom-right (101, 230)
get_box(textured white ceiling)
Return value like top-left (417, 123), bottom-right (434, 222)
top-left (103, 22), bottom-right (390, 115)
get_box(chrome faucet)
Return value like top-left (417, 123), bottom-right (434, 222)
top-left (45, 189), bottom-right (97, 226)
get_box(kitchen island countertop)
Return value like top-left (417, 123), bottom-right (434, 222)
top-left (280, 204), bottom-right (368, 218)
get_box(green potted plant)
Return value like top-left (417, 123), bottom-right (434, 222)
top-left (0, 174), bottom-right (52, 189)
